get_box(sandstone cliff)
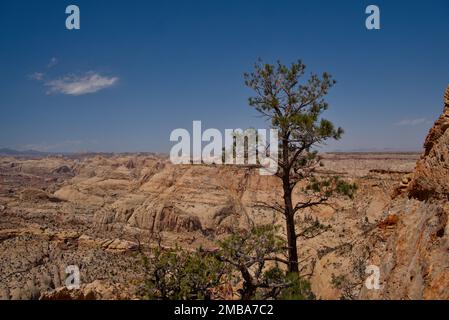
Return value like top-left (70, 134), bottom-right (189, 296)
top-left (360, 86), bottom-right (449, 299)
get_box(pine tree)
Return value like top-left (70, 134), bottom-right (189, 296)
top-left (244, 59), bottom-right (344, 273)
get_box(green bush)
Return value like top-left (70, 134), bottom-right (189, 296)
top-left (140, 225), bottom-right (315, 300)
top-left (276, 272), bottom-right (315, 300)
top-left (141, 246), bottom-right (225, 300)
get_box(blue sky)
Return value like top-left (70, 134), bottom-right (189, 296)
top-left (1, 0), bottom-right (448, 153)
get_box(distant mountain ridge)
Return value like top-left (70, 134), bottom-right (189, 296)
top-left (0, 148), bottom-right (165, 158)
top-left (0, 148), bottom-right (50, 156)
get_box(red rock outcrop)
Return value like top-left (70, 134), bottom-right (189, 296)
top-left (408, 86), bottom-right (449, 200)
top-left (360, 86), bottom-right (449, 300)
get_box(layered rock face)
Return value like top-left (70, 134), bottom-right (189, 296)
top-left (408, 87), bottom-right (449, 200)
top-left (56, 158), bottom-right (280, 238)
top-left (360, 86), bottom-right (449, 300)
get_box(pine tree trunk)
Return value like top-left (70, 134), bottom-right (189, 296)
top-left (284, 189), bottom-right (299, 273)
top-left (282, 134), bottom-right (299, 273)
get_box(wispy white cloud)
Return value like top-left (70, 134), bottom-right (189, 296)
top-left (47, 57), bottom-right (59, 68)
top-left (45, 72), bottom-right (119, 96)
top-left (395, 118), bottom-right (431, 126)
top-left (28, 72), bottom-right (45, 81)
top-left (27, 57), bottom-right (58, 81)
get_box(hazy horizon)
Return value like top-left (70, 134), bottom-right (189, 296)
top-left (0, 145), bottom-right (425, 155)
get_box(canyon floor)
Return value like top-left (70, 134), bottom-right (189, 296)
top-left (0, 151), bottom-right (427, 300)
